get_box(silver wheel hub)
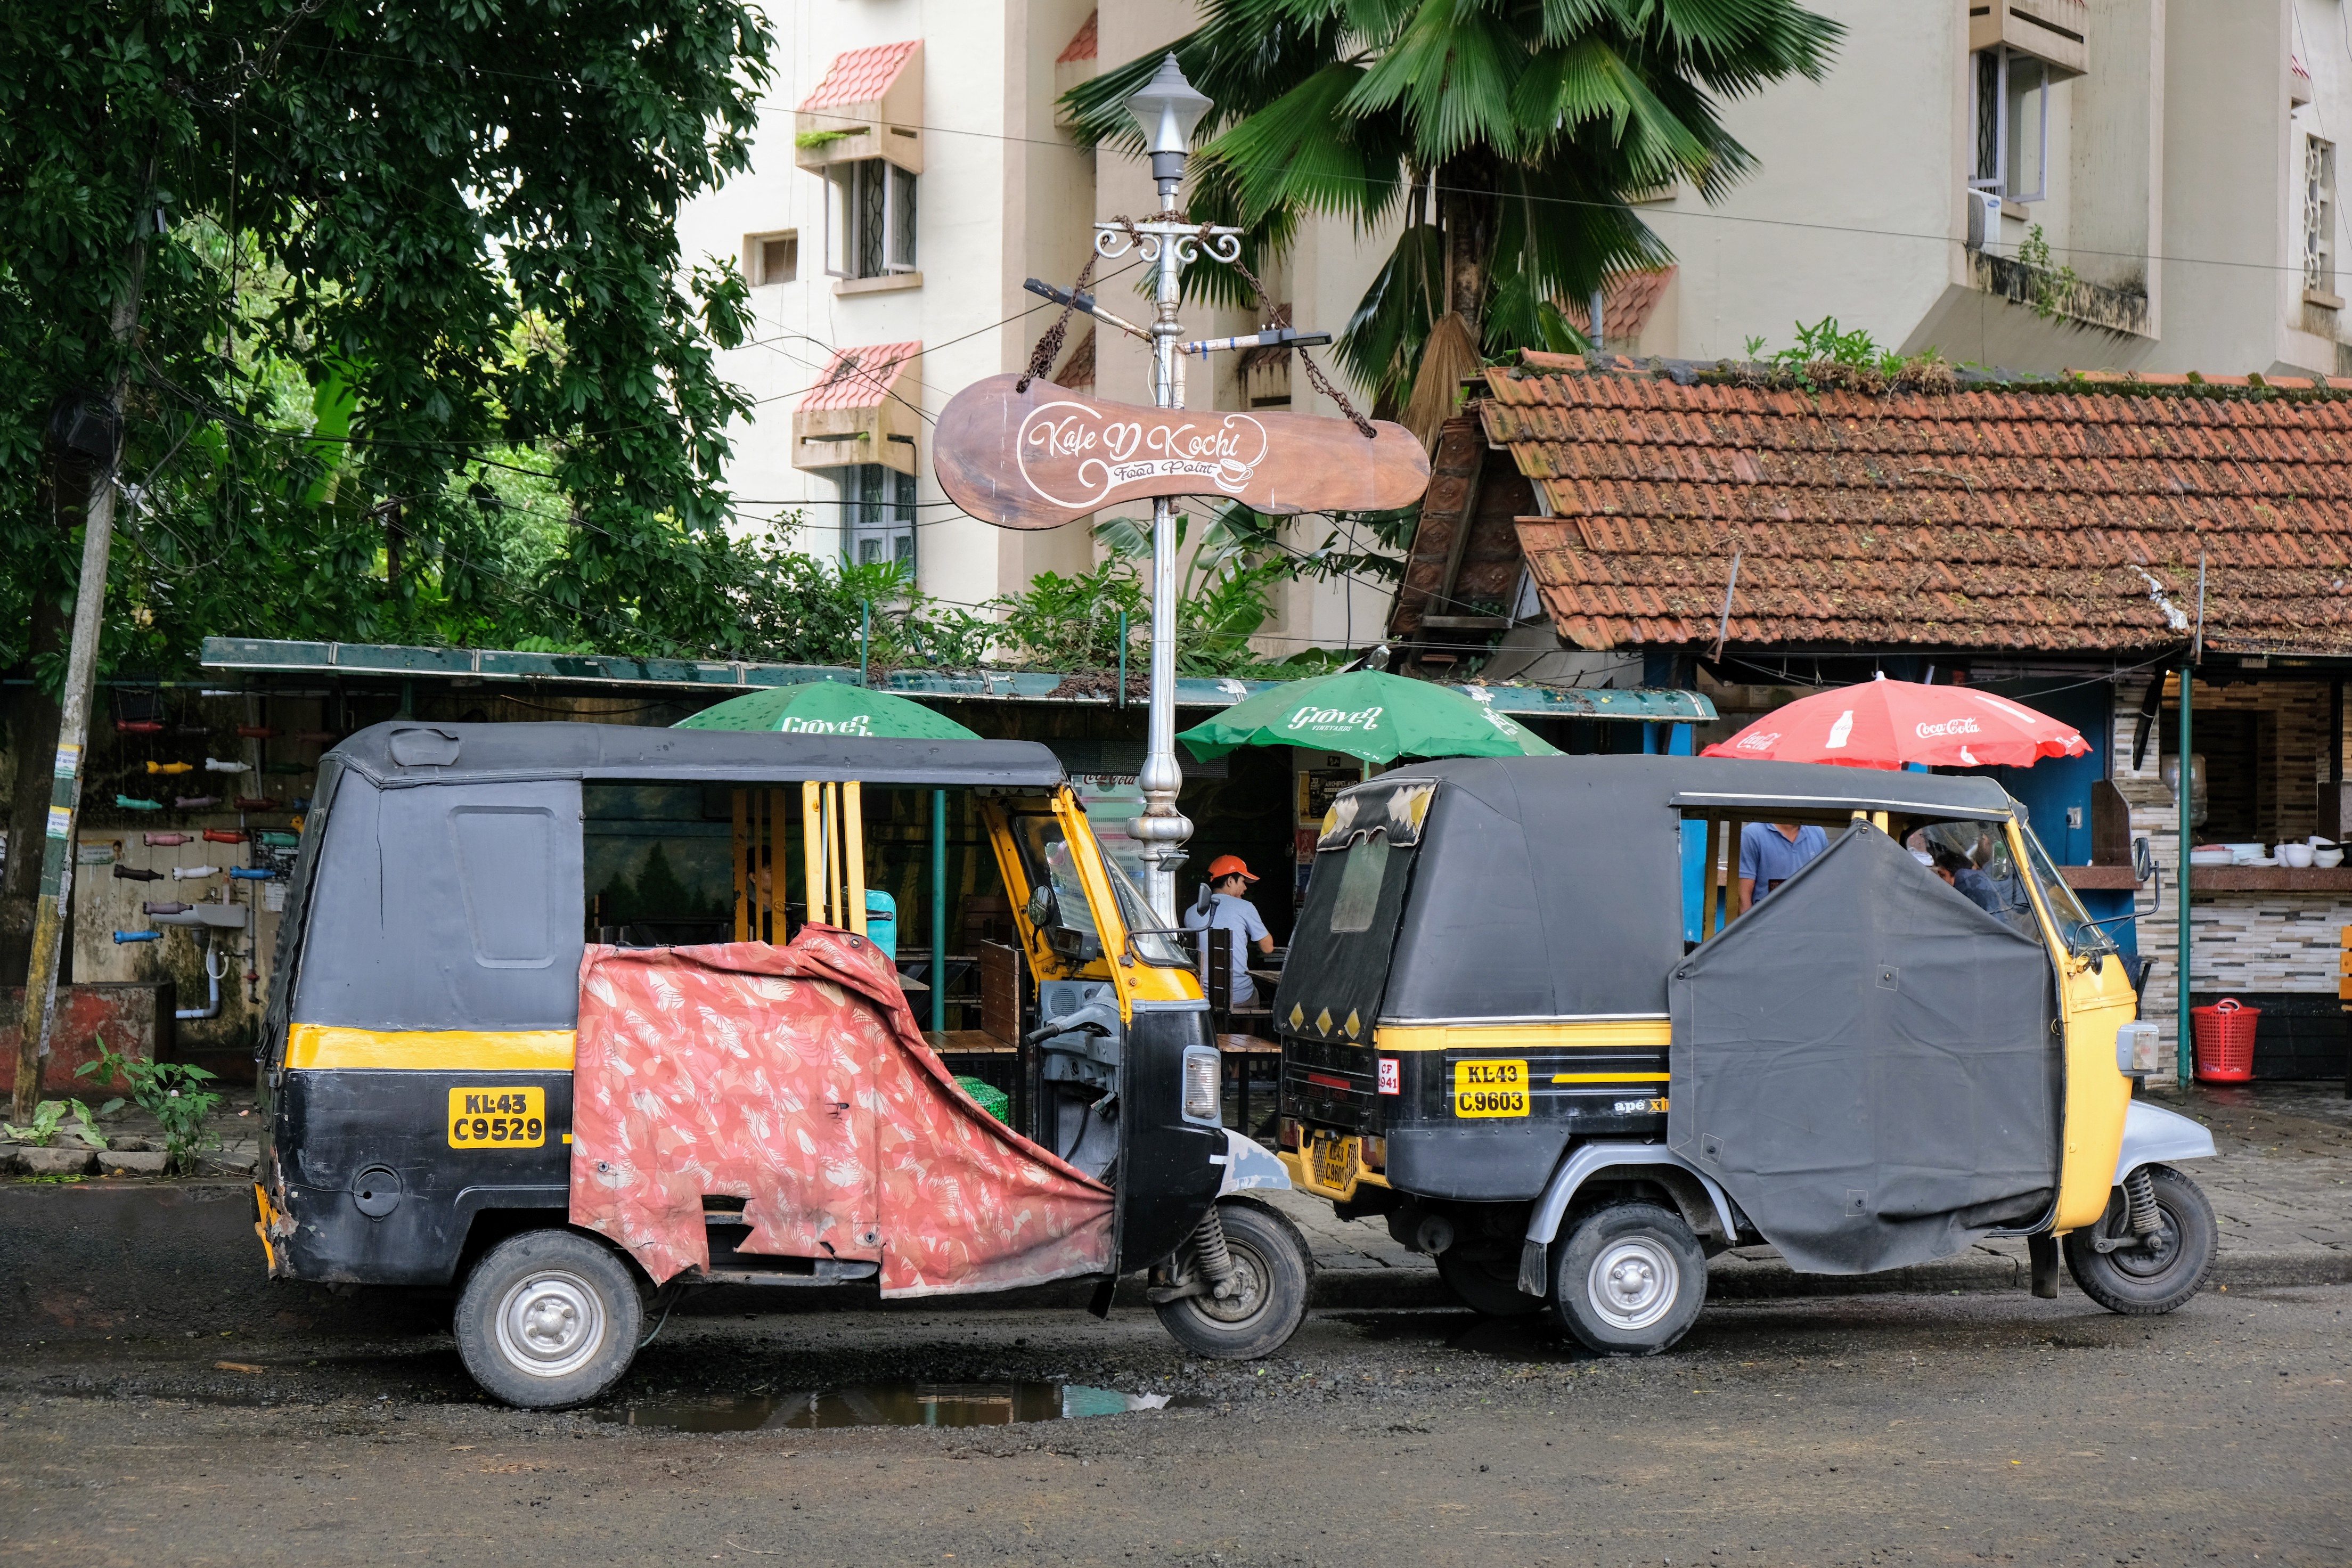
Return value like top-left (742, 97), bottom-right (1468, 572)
top-left (1195, 1244), bottom-right (1268, 1324)
top-left (1587, 1237), bottom-right (1679, 1332)
top-left (494, 1269), bottom-right (606, 1378)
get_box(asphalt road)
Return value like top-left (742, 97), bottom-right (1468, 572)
top-left (3, 1283), bottom-right (2346, 1567)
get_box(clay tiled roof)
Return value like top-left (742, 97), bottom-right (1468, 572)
top-left (1563, 267), bottom-right (1676, 345)
top-left (1058, 11), bottom-right (1098, 63)
top-left (799, 40), bottom-right (920, 112)
top-left (799, 342), bottom-right (921, 412)
top-left (1481, 355), bottom-right (2352, 656)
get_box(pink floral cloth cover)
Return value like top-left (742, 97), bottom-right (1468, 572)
top-left (569, 927), bottom-right (1114, 1296)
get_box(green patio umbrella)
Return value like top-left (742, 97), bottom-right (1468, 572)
top-left (681, 683), bottom-right (974, 1040)
top-left (1178, 669), bottom-right (1562, 765)
top-left (674, 680), bottom-right (979, 740)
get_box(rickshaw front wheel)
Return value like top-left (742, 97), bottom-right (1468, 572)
top-left (455, 1229), bottom-right (646, 1409)
top-left (1153, 1199), bottom-right (1311, 1361)
top-left (2061, 1165), bottom-right (2217, 1316)
top-left (1550, 1203), bottom-right (1706, 1357)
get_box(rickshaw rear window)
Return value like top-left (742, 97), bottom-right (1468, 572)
top-left (1327, 832), bottom-right (1393, 933)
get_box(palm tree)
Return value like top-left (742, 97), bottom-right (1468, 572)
top-left (1063, 0), bottom-right (1841, 434)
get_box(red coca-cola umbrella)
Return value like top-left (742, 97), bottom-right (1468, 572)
top-left (1701, 678), bottom-right (2089, 770)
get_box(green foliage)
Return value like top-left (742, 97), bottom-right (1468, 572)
top-left (1062, 0), bottom-right (1842, 396)
top-left (2, 1095), bottom-right (114, 1151)
top-left (76, 1046), bottom-right (221, 1172)
top-left (1, 0), bottom-right (779, 681)
top-left (989, 561), bottom-right (1149, 673)
top-left (793, 129), bottom-right (864, 150)
top-left (2018, 224), bottom-right (2080, 321)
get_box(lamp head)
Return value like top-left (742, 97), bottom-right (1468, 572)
top-left (1125, 53), bottom-right (1211, 194)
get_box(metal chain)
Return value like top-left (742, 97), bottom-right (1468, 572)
top-left (1016, 215), bottom-right (1152, 394)
top-left (1219, 238), bottom-right (1377, 439)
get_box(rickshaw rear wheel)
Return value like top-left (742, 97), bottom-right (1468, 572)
top-left (455, 1229), bottom-right (646, 1409)
top-left (1153, 1200), bottom-right (1311, 1361)
top-left (1549, 1203), bottom-right (1706, 1357)
top-left (2062, 1165), bottom-right (2217, 1316)
top-left (1436, 1248), bottom-right (1546, 1317)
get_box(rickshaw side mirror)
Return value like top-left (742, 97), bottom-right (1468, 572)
top-left (2130, 835), bottom-right (2155, 884)
top-left (1025, 884), bottom-right (1057, 928)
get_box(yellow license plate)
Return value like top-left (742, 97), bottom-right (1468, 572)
top-left (1311, 1135), bottom-right (1358, 1189)
top-left (447, 1087), bottom-right (547, 1149)
top-left (1453, 1058), bottom-right (1529, 1118)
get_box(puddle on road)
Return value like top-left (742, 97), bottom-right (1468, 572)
top-left (601, 1381), bottom-right (1183, 1432)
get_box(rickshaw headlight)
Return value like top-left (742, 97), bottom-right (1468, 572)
top-left (1181, 1047), bottom-right (1220, 1123)
top-left (2116, 1021), bottom-right (2159, 1075)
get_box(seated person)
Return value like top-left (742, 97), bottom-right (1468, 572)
top-left (1931, 847), bottom-right (2004, 914)
top-left (1183, 855), bottom-right (1273, 1006)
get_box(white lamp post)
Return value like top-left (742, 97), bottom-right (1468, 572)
top-left (1102, 54), bottom-right (1230, 921)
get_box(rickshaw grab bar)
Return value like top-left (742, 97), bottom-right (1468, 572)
top-left (1516, 1143), bottom-right (1742, 1298)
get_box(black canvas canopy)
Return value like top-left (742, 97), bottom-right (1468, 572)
top-left (331, 721), bottom-right (1066, 790)
top-left (1667, 824), bottom-right (2059, 1273)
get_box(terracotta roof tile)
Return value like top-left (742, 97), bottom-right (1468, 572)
top-left (799, 341), bottom-right (921, 412)
top-left (799, 41), bottom-right (920, 112)
top-left (1057, 11), bottom-right (1098, 63)
top-left (1480, 361), bottom-right (2352, 654)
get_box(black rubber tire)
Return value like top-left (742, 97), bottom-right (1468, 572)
top-left (1436, 1248), bottom-right (1546, 1317)
top-left (454, 1229), bottom-right (645, 1409)
top-left (2062, 1165), bottom-right (2217, 1316)
top-left (1549, 1202), bottom-right (1706, 1357)
top-left (1153, 1199), bottom-right (1312, 1361)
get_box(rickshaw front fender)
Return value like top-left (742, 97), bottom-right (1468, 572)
top-left (1214, 1130), bottom-right (1293, 1198)
top-left (2111, 1099), bottom-right (2216, 1185)
top-left (1517, 1144), bottom-right (1741, 1298)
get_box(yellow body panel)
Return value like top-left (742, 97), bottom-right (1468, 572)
top-left (2001, 822), bottom-right (2136, 1232)
top-left (1279, 1145), bottom-right (1390, 1204)
top-left (284, 1024), bottom-right (577, 1072)
top-left (1371, 1019), bottom-right (1672, 1054)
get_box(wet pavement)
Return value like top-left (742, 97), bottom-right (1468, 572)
top-left (2, 1283), bottom-right (2346, 1565)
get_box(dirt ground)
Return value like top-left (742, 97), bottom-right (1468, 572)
top-left (3, 1279), bottom-right (2346, 1567)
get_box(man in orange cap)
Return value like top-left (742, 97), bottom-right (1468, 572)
top-left (1183, 855), bottom-right (1275, 1006)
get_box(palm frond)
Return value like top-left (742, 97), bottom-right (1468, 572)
top-left (1342, 0), bottom-right (1533, 163)
top-left (1336, 223), bottom-right (1444, 413)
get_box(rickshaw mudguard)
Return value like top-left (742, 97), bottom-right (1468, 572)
top-left (1515, 1144), bottom-right (1740, 1297)
top-left (2111, 1099), bottom-right (2216, 1183)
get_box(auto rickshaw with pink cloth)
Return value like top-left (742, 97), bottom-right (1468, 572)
top-left (254, 722), bottom-right (1306, 1407)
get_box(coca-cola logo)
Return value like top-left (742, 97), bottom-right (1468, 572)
top-left (1914, 716), bottom-right (1982, 738)
top-left (1016, 401), bottom-right (1270, 510)
top-left (1734, 730), bottom-right (1780, 751)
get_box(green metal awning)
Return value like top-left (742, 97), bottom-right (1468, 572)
top-left (198, 636), bottom-right (1715, 722)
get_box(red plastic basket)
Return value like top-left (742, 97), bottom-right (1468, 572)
top-left (2190, 997), bottom-right (2260, 1083)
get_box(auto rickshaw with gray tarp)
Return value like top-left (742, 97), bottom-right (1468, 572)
top-left (254, 722), bottom-right (1308, 1407)
top-left (1273, 755), bottom-right (2215, 1353)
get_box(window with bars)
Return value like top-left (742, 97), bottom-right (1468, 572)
top-left (841, 464), bottom-right (916, 568)
top-left (823, 159), bottom-right (918, 280)
top-left (745, 230), bottom-right (797, 286)
top-left (1970, 47), bottom-right (2049, 203)
top-left (2306, 136), bottom-right (2337, 302)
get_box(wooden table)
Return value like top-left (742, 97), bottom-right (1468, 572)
top-left (1217, 1034), bottom-right (1282, 1137)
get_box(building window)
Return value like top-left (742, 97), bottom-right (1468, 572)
top-left (2306, 136), bottom-right (2336, 300)
top-left (841, 463), bottom-right (915, 568)
top-left (746, 231), bottom-right (797, 287)
top-left (1971, 47), bottom-right (2048, 203)
top-left (824, 159), bottom-right (917, 280)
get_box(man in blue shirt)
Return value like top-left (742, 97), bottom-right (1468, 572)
top-left (1931, 848), bottom-right (2005, 915)
top-left (1737, 821), bottom-right (1828, 916)
top-left (1183, 855), bottom-right (1274, 1005)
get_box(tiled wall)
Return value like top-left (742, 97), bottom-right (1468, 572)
top-left (2117, 675), bottom-right (2348, 1083)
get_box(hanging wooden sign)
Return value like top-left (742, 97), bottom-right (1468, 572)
top-left (934, 374), bottom-right (1430, 530)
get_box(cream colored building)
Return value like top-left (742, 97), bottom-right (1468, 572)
top-left (675, 1), bottom-right (1394, 656)
top-left (1607, 0), bottom-right (2352, 378)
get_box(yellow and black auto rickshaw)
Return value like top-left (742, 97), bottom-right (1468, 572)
top-left (256, 723), bottom-right (1306, 1406)
top-left (1273, 756), bottom-right (2214, 1354)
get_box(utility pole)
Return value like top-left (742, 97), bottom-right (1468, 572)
top-left (1104, 56), bottom-right (1225, 922)
top-left (12, 201), bottom-right (153, 1121)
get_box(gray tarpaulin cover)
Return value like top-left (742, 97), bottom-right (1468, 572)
top-left (1667, 826), bottom-right (2057, 1274)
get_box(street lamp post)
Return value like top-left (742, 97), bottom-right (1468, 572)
top-left (1099, 54), bottom-right (1229, 921)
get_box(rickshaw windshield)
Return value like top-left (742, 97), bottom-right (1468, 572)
top-left (2015, 816), bottom-right (2117, 956)
top-left (1010, 813), bottom-right (1188, 967)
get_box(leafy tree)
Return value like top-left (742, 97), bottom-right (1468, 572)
top-left (1063, 0), bottom-right (1842, 424)
top-left (0, 0), bottom-right (775, 977)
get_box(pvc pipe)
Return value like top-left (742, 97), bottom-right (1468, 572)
top-left (113, 930), bottom-right (160, 944)
top-left (175, 944), bottom-right (227, 1020)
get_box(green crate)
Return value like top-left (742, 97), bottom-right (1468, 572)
top-left (954, 1074), bottom-right (1010, 1124)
